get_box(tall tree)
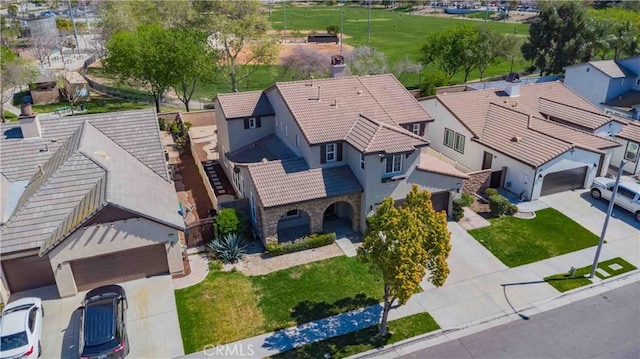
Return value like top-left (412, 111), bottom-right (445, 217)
top-left (358, 185), bottom-right (451, 336)
top-left (30, 35), bottom-right (58, 68)
top-left (347, 46), bottom-right (389, 76)
top-left (521, 1), bottom-right (588, 76)
top-left (281, 45), bottom-right (330, 80)
top-left (419, 24), bottom-right (478, 81)
top-left (476, 28), bottom-right (518, 80)
top-left (0, 48), bottom-right (37, 122)
top-left (392, 56), bottom-right (421, 81)
top-left (203, 0), bottom-right (279, 92)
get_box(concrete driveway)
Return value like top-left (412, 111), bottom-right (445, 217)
top-left (9, 275), bottom-right (184, 359)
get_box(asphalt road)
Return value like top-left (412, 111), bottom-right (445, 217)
top-left (403, 282), bottom-right (640, 359)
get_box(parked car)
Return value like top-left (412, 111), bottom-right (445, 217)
top-left (590, 177), bottom-right (640, 222)
top-left (0, 297), bottom-right (44, 359)
top-left (79, 285), bottom-right (129, 359)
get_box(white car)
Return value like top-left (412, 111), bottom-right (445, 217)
top-left (590, 177), bottom-right (640, 222)
top-left (0, 298), bottom-right (43, 359)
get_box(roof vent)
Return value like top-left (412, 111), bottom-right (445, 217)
top-left (512, 100), bottom-right (518, 107)
top-left (511, 136), bottom-right (522, 143)
top-left (93, 151), bottom-right (111, 160)
top-left (37, 164), bottom-right (45, 177)
top-left (331, 98), bottom-right (338, 107)
top-left (356, 87), bottom-right (362, 95)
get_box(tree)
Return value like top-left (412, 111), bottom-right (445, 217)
top-left (521, 2), bottom-right (588, 76)
top-left (392, 56), bottom-right (421, 81)
top-left (357, 185), bottom-right (451, 337)
top-left (30, 35), bottom-right (58, 68)
top-left (419, 69), bottom-right (449, 96)
top-left (419, 24), bottom-right (478, 80)
top-left (326, 24), bottom-right (339, 36)
top-left (475, 28), bottom-right (518, 80)
top-left (204, 0), bottom-right (279, 92)
top-left (585, 7), bottom-right (640, 60)
top-left (347, 46), bottom-right (389, 76)
top-left (0, 48), bottom-right (37, 122)
top-left (281, 45), bottom-right (330, 80)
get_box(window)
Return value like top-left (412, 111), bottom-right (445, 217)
top-left (444, 128), bottom-right (454, 148)
top-left (618, 187), bottom-right (636, 200)
top-left (248, 117), bottom-right (256, 128)
top-left (296, 134), bottom-right (300, 148)
top-left (326, 143), bottom-right (336, 162)
top-left (280, 209), bottom-right (300, 219)
top-left (625, 142), bottom-right (639, 162)
top-left (244, 117), bottom-right (260, 129)
top-left (586, 67), bottom-right (590, 73)
top-left (454, 133), bottom-right (465, 153)
top-left (412, 123), bottom-right (420, 135)
top-left (285, 125), bottom-right (288, 136)
top-left (385, 154), bottom-right (402, 174)
top-left (250, 193), bottom-right (257, 222)
top-left (360, 153), bottom-right (365, 170)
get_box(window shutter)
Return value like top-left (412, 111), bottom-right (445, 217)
top-left (244, 118), bottom-right (249, 129)
top-left (420, 123), bottom-right (426, 136)
top-left (337, 142), bottom-right (343, 161)
top-left (320, 145), bottom-right (327, 164)
top-left (256, 117), bottom-right (262, 128)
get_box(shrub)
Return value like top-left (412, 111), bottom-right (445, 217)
top-left (326, 24), bottom-right (339, 36)
top-left (452, 194), bottom-right (475, 221)
top-left (216, 208), bottom-right (243, 236)
top-left (208, 259), bottom-right (223, 271)
top-left (266, 232), bottom-right (336, 256)
top-left (488, 194), bottom-right (512, 217)
top-left (207, 233), bottom-right (247, 264)
top-left (505, 203), bottom-right (519, 216)
top-left (485, 188), bottom-right (499, 197)
top-left (419, 69), bottom-right (450, 96)
top-left (459, 194), bottom-right (474, 207)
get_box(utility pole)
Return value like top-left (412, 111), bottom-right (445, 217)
top-left (67, 0), bottom-right (81, 58)
top-left (340, 0), bottom-right (344, 55)
top-left (368, 1), bottom-right (371, 46)
top-left (268, 0), bottom-right (271, 21)
top-left (283, 0), bottom-right (287, 43)
top-left (589, 160), bottom-right (626, 278)
top-left (484, 0), bottom-right (489, 27)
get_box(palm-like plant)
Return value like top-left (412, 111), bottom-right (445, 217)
top-left (207, 233), bottom-right (247, 264)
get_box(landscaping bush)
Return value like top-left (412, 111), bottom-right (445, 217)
top-left (216, 208), bottom-right (243, 236)
top-left (266, 232), bottom-right (336, 256)
top-left (452, 194), bottom-right (474, 222)
top-left (419, 70), bottom-right (449, 96)
top-left (485, 188), bottom-right (499, 197)
top-left (207, 233), bottom-right (247, 264)
top-left (488, 194), bottom-right (514, 217)
top-left (505, 203), bottom-right (519, 216)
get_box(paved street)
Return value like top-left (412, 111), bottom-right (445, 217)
top-left (402, 282), bottom-right (640, 359)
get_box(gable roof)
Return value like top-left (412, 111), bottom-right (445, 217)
top-left (216, 91), bottom-right (274, 119)
top-left (436, 81), bottom-right (617, 136)
top-left (247, 158), bottom-right (362, 208)
top-left (345, 114), bottom-right (429, 154)
top-left (617, 122), bottom-right (640, 143)
top-left (269, 74), bottom-right (432, 145)
top-left (589, 60), bottom-right (636, 78)
top-left (528, 117), bottom-right (620, 150)
top-left (1, 113), bottom-right (184, 255)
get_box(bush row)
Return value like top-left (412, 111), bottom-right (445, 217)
top-left (485, 188), bottom-right (518, 216)
top-left (266, 232), bottom-right (337, 256)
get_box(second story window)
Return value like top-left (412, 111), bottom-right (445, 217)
top-left (248, 117), bottom-right (256, 128)
top-left (244, 117), bottom-right (261, 129)
top-left (454, 133), bottom-right (465, 153)
top-left (321, 143), bottom-right (342, 163)
top-left (444, 128), bottom-right (454, 148)
top-left (326, 143), bottom-right (336, 162)
top-left (412, 123), bottom-right (420, 135)
top-left (360, 153), bottom-right (365, 170)
top-left (385, 154), bottom-right (402, 174)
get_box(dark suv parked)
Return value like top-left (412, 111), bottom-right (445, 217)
top-left (79, 285), bottom-right (129, 359)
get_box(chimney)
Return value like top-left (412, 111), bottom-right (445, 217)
top-left (504, 72), bottom-right (520, 98)
top-left (330, 55), bottom-right (347, 78)
top-left (19, 103), bottom-right (42, 139)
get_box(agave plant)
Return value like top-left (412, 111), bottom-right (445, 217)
top-left (207, 233), bottom-right (247, 264)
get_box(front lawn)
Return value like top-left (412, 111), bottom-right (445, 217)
top-left (272, 312), bottom-right (440, 359)
top-left (175, 256), bottom-right (383, 354)
top-left (469, 208), bottom-right (600, 267)
top-left (31, 96), bottom-right (155, 115)
top-left (544, 257), bottom-right (637, 292)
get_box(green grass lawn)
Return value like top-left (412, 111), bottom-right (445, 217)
top-left (469, 208), bottom-right (600, 267)
top-left (175, 256), bottom-right (383, 354)
top-left (2, 110), bottom-right (17, 122)
top-left (272, 312), bottom-right (440, 359)
top-left (544, 257), bottom-right (637, 292)
top-left (31, 96), bottom-right (157, 115)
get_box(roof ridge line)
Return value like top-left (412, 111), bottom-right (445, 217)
top-left (539, 96), bottom-right (611, 118)
top-left (357, 77), bottom-right (396, 125)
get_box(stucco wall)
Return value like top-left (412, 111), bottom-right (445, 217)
top-left (531, 148), bottom-right (602, 200)
top-left (564, 65), bottom-right (611, 105)
top-left (48, 218), bottom-right (183, 297)
top-left (610, 137), bottom-right (640, 174)
top-left (266, 89), bottom-right (310, 160)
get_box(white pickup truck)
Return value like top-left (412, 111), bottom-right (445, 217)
top-left (590, 177), bottom-right (640, 222)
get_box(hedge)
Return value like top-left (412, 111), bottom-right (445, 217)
top-left (266, 232), bottom-right (337, 256)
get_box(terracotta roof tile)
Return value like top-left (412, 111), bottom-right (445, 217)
top-left (248, 158), bottom-right (362, 208)
top-left (216, 91), bottom-right (274, 119)
top-left (538, 97), bottom-right (612, 130)
top-left (529, 117), bottom-right (621, 150)
top-left (345, 115), bottom-right (429, 154)
top-left (417, 153), bottom-right (469, 179)
top-left (589, 60), bottom-right (635, 78)
top-left (617, 122), bottom-right (640, 143)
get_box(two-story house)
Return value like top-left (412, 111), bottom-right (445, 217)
top-left (421, 81), bottom-right (623, 201)
top-left (214, 74), bottom-right (469, 245)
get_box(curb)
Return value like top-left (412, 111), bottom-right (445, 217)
top-left (348, 269), bottom-right (640, 359)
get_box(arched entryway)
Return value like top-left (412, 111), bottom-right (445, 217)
top-left (322, 201), bottom-right (355, 236)
top-left (276, 209), bottom-right (311, 243)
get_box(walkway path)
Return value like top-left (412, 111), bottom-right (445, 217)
top-left (177, 191), bottom-right (640, 358)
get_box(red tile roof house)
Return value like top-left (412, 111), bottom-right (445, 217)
top-left (0, 109), bottom-right (185, 300)
top-left (421, 81), bottom-right (625, 201)
top-left (214, 74), bottom-right (469, 246)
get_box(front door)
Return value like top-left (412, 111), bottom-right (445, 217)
top-left (482, 151), bottom-right (493, 170)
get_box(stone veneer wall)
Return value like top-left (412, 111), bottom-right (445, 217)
top-left (462, 169), bottom-right (491, 195)
top-left (258, 193), bottom-right (362, 245)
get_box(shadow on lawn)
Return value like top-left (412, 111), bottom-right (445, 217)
top-left (290, 293), bottom-right (378, 325)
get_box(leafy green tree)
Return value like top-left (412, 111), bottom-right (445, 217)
top-left (203, 0), bottom-right (279, 92)
top-left (585, 8), bottom-right (640, 59)
top-left (56, 18), bottom-right (73, 32)
top-left (326, 24), bottom-right (339, 36)
top-left (476, 28), bottom-right (518, 80)
top-left (216, 208), bottom-right (243, 236)
top-left (419, 24), bottom-right (478, 81)
top-left (358, 185), bottom-right (451, 336)
top-left (521, 1), bottom-right (589, 75)
top-left (419, 69), bottom-right (449, 96)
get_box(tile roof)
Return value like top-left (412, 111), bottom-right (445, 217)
top-left (528, 117), bottom-right (621, 150)
top-left (436, 81), bottom-right (613, 136)
top-left (216, 91), bottom-right (274, 119)
top-left (345, 115), bottom-right (429, 154)
top-left (603, 89), bottom-right (640, 110)
top-left (417, 153), bottom-right (469, 179)
top-left (589, 60), bottom-right (636, 78)
top-left (538, 97), bottom-right (612, 131)
top-left (1, 112), bottom-right (184, 254)
top-left (477, 104), bottom-right (600, 167)
top-left (0, 109), bottom-right (169, 182)
top-left (227, 134), bottom-right (297, 163)
top-left (271, 74), bottom-right (432, 144)
top-left (617, 122), bottom-right (640, 143)
top-left (247, 158), bottom-right (362, 208)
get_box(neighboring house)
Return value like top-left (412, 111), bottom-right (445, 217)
top-left (19, 15), bottom-right (58, 38)
top-left (564, 56), bottom-right (640, 120)
top-left (611, 121), bottom-right (640, 174)
top-left (214, 74), bottom-right (468, 245)
top-left (0, 108), bottom-right (185, 301)
top-left (62, 71), bottom-right (90, 102)
top-left (421, 81), bottom-right (622, 201)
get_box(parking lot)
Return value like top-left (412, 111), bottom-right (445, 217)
top-left (9, 276), bottom-right (184, 359)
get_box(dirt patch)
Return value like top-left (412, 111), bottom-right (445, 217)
top-left (235, 41), bottom-right (353, 65)
top-left (413, 8), bottom-right (538, 24)
top-left (175, 149), bottom-right (215, 220)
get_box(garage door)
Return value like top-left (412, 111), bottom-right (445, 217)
top-left (2, 255), bottom-right (56, 292)
top-left (71, 244), bottom-right (169, 291)
top-left (431, 191), bottom-right (450, 213)
top-left (541, 166), bottom-right (588, 196)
